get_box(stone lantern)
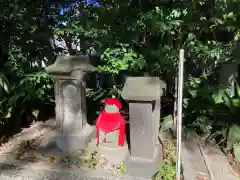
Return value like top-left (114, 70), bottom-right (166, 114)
top-left (45, 55), bottom-right (95, 152)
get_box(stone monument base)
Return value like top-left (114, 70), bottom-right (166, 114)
top-left (56, 124), bottom-right (96, 152)
top-left (88, 138), bottom-right (129, 165)
top-left (124, 143), bottom-right (163, 178)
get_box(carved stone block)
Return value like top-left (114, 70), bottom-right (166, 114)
top-left (121, 76), bottom-right (166, 178)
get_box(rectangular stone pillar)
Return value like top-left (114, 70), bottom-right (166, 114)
top-left (46, 56), bottom-right (96, 152)
top-left (121, 77), bottom-right (166, 178)
top-left (128, 102), bottom-right (154, 159)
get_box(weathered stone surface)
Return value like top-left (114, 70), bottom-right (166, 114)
top-left (62, 83), bottom-right (80, 132)
top-left (200, 144), bottom-right (237, 180)
top-left (128, 102), bottom-right (154, 159)
top-left (153, 99), bottom-right (161, 143)
top-left (98, 130), bottom-right (119, 148)
top-left (45, 55), bottom-right (95, 74)
top-left (56, 124), bottom-right (95, 152)
top-left (88, 138), bottom-right (129, 165)
top-left (45, 56), bottom-right (95, 152)
top-left (121, 77), bottom-right (166, 101)
top-left (0, 162), bottom-right (152, 180)
top-left (124, 144), bottom-right (162, 178)
top-left (181, 140), bottom-right (210, 180)
top-left (121, 77), bottom-right (165, 178)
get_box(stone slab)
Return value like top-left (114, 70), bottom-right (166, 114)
top-left (121, 77), bottom-right (166, 101)
top-left (45, 55), bottom-right (94, 75)
top-left (181, 140), bottom-right (210, 180)
top-left (128, 102), bottom-right (156, 159)
top-left (200, 144), bottom-right (237, 180)
top-left (88, 138), bottom-right (129, 165)
top-left (123, 143), bottom-right (162, 178)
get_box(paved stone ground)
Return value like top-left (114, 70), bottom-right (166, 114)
top-left (0, 163), bottom-right (151, 180)
top-left (181, 139), bottom-right (210, 180)
top-left (199, 144), bottom-right (238, 180)
top-left (182, 138), bottom-right (239, 180)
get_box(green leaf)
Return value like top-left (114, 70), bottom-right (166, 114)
top-left (158, 22), bottom-right (167, 30)
top-left (233, 144), bottom-right (240, 163)
top-left (183, 98), bottom-right (189, 107)
top-left (32, 109), bottom-right (39, 118)
top-left (4, 107), bottom-right (12, 119)
top-left (161, 115), bottom-right (173, 131)
top-left (227, 12), bottom-right (234, 19)
top-left (168, 20), bottom-right (183, 26)
top-left (236, 81), bottom-right (240, 97)
top-left (211, 89), bottom-right (224, 104)
top-left (189, 90), bottom-right (197, 97)
top-left (0, 74), bottom-right (10, 93)
top-left (211, 18), bottom-right (223, 25)
top-left (227, 125), bottom-right (240, 150)
top-left (232, 98), bottom-right (240, 108)
top-left (222, 92), bottom-right (233, 109)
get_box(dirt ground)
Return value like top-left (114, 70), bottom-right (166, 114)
top-left (1, 119), bottom-right (240, 179)
top-left (0, 119), bottom-right (121, 175)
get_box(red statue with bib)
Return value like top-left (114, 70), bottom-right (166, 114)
top-left (96, 98), bottom-right (125, 147)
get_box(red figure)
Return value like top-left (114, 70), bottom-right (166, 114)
top-left (96, 98), bottom-right (125, 147)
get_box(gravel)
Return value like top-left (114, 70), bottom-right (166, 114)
top-left (0, 163), bottom-right (151, 180)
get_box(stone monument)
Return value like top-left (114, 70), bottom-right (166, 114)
top-left (45, 55), bottom-right (96, 152)
top-left (121, 77), bottom-right (166, 178)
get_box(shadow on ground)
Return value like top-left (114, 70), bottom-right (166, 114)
top-left (0, 118), bottom-right (142, 180)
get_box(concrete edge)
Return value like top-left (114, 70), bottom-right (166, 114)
top-left (198, 143), bottom-right (216, 180)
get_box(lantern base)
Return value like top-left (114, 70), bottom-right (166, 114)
top-left (56, 124), bottom-right (96, 153)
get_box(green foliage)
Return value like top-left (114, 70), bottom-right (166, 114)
top-left (85, 151), bottom-right (98, 168)
top-left (227, 125), bottom-right (240, 151)
top-left (184, 78), bottom-right (240, 152)
top-left (234, 144), bottom-right (240, 163)
top-left (0, 0), bottom-right (57, 131)
top-left (98, 43), bottom-right (145, 74)
top-left (0, 71), bottom-right (54, 124)
top-left (86, 86), bottom-right (130, 121)
top-left (116, 162), bottom-right (127, 175)
top-left (161, 115), bottom-right (174, 132)
top-left (87, 86), bottom-right (122, 103)
top-left (17, 72), bottom-right (54, 104)
top-left (153, 140), bottom-right (177, 180)
top-left (157, 163), bottom-right (176, 180)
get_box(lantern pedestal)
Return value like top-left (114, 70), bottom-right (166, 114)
top-left (56, 123), bottom-right (95, 152)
